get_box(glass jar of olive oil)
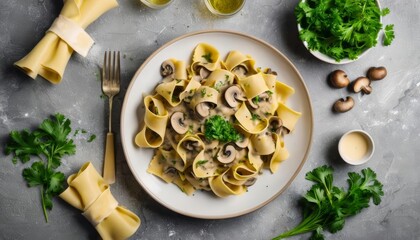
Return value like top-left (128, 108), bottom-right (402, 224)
top-left (204, 0), bottom-right (246, 17)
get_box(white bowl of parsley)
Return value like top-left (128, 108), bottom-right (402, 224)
top-left (295, 0), bottom-right (395, 64)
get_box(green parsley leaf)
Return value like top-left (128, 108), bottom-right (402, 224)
top-left (201, 52), bottom-right (213, 63)
top-left (383, 24), bottom-right (395, 46)
top-left (272, 165), bottom-right (384, 240)
top-left (196, 160), bottom-right (208, 168)
top-left (4, 113), bottom-right (75, 222)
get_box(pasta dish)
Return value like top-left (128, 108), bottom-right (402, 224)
top-left (134, 43), bottom-right (301, 197)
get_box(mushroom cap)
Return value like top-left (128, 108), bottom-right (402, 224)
top-left (199, 67), bottom-right (211, 79)
top-left (224, 85), bottom-right (246, 108)
top-left (243, 177), bottom-right (257, 186)
top-left (269, 116), bottom-right (283, 134)
top-left (195, 102), bottom-right (212, 118)
top-left (333, 96), bottom-right (355, 113)
top-left (232, 64), bottom-right (248, 78)
top-left (217, 144), bottom-right (236, 164)
top-left (329, 70), bottom-right (350, 88)
top-left (234, 136), bottom-right (249, 149)
top-left (161, 60), bottom-right (175, 77)
top-left (182, 140), bottom-right (201, 151)
top-left (367, 66), bottom-right (387, 81)
top-left (353, 77), bottom-right (372, 94)
top-left (170, 112), bottom-right (188, 134)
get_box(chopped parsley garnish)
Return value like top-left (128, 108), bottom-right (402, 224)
top-left (201, 52), bottom-right (213, 63)
top-left (266, 90), bottom-right (273, 96)
top-left (195, 160), bottom-right (208, 168)
top-left (295, 0), bottom-right (395, 61)
top-left (87, 134), bottom-right (96, 142)
top-left (200, 88), bottom-right (207, 97)
top-left (204, 115), bottom-right (241, 143)
top-left (252, 95), bottom-right (260, 104)
top-left (251, 113), bottom-right (260, 121)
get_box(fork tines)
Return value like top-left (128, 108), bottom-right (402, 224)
top-left (102, 51), bottom-right (121, 95)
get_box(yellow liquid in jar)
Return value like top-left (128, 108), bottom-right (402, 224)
top-left (340, 132), bottom-right (369, 161)
top-left (208, 0), bottom-right (244, 14)
top-left (147, 0), bottom-right (170, 5)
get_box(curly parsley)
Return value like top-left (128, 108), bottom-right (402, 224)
top-left (204, 115), bottom-right (241, 143)
top-left (295, 0), bottom-right (395, 61)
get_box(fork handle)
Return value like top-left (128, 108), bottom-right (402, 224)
top-left (103, 132), bottom-right (115, 184)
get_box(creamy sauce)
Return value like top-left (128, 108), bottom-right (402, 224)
top-left (340, 132), bottom-right (369, 161)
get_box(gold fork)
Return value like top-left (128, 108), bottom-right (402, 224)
top-left (102, 51), bottom-right (120, 184)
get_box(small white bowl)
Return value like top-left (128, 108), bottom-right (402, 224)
top-left (338, 130), bottom-right (375, 165)
top-left (297, 0), bottom-right (382, 64)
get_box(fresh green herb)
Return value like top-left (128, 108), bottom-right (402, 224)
top-left (188, 125), bottom-right (194, 134)
top-left (73, 129), bottom-right (80, 136)
top-left (225, 74), bottom-right (230, 81)
top-left (87, 134), bottom-right (96, 142)
top-left (4, 113), bottom-right (76, 222)
top-left (252, 95), bottom-right (260, 104)
top-left (154, 106), bottom-right (159, 115)
top-left (176, 79), bottom-right (182, 83)
top-left (204, 115), bottom-right (241, 143)
top-left (196, 160), bottom-right (208, 168)
top-left (295, 0), bottom-right (395, 61)
top-left (272, 165), bottom-right (384, 240)
top-left (202, 52), bottom-right (213, 63)
top-left (267, 90), bottom-right (273, 96)
top-left (201, 88), bottom-right (207, 97)
top-left (251, 113), bottom-right (260, 121)
top-left (383, 24), bottom-right (395, 46)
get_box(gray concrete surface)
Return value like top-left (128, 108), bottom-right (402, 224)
top-left (1, 0), bottom-right (419, 239)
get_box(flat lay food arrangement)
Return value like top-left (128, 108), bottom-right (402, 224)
top-left (1, 0), bottom-right (419, 240)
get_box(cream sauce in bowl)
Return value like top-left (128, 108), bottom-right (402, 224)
top-left (338, 130), bottom-right (374, 165)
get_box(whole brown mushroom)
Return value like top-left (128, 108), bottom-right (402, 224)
top-left (333, 96), bottom-right (355, 113)
top-left (329, 70), bottom-right (350, 88)
top-left (367, 66), bottom-right (387, 81)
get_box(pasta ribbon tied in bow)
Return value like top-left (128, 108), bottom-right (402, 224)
top-left (60, 162), bottom-right (141, 240)
top-left (14, 0), bottom-right (118, 84)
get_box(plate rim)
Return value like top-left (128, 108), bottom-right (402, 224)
top-left (120, 29), bottom-right (314, 219)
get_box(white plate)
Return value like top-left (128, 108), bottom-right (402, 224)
top-left (121, 30), bottom-right (313, 219)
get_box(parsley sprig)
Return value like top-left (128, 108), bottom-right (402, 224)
top-left (273, 165), bottom-right (384, 240)
top-left (4, 113), bottom-right (76, 222)
top-left (295, 0), bottom-right (395, 61)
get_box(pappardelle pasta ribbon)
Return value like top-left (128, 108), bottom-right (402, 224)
top-left (14, 0), bottom-right (118, 84)
top-left (60, 162), bottom-right (140, 240)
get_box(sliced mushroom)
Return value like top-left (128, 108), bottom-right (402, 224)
top-left (182, 140), bottom-right (201, 151)
top-left (224, 85), bottom-right (246, 108)
top-left (264, 68), bottom-right (277, 76)
top-left (329, 70), bottom-right (350, 88)
top-left (367, 66), bottom-right (387, 81)
top-left (235, 136), bottom-right (249, 149)
top-left (195, 102), bottom-right (212, 118)
top-left (353, 77), bottom-right (372, 94)
top-left (232, 64), bottom-right (248, 78)
top-left (170, 112), bottom-right (188, 134)
top-left (333, 96), bottom-right (355, 113)
top-left (244, 177), bottom-right (257, 187)
top-left (160, 60), bottom-right (174, 77)
top-left (247, 98), bottom-right (258, 109)
top-left (217, 144), bottom-right (236, 164)
top-left (199, 67), bottom-right (211, 79)
top-left (269, 117), bottom-right (283, 135)
top-left (163, 166), bottom-right (177, 177)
